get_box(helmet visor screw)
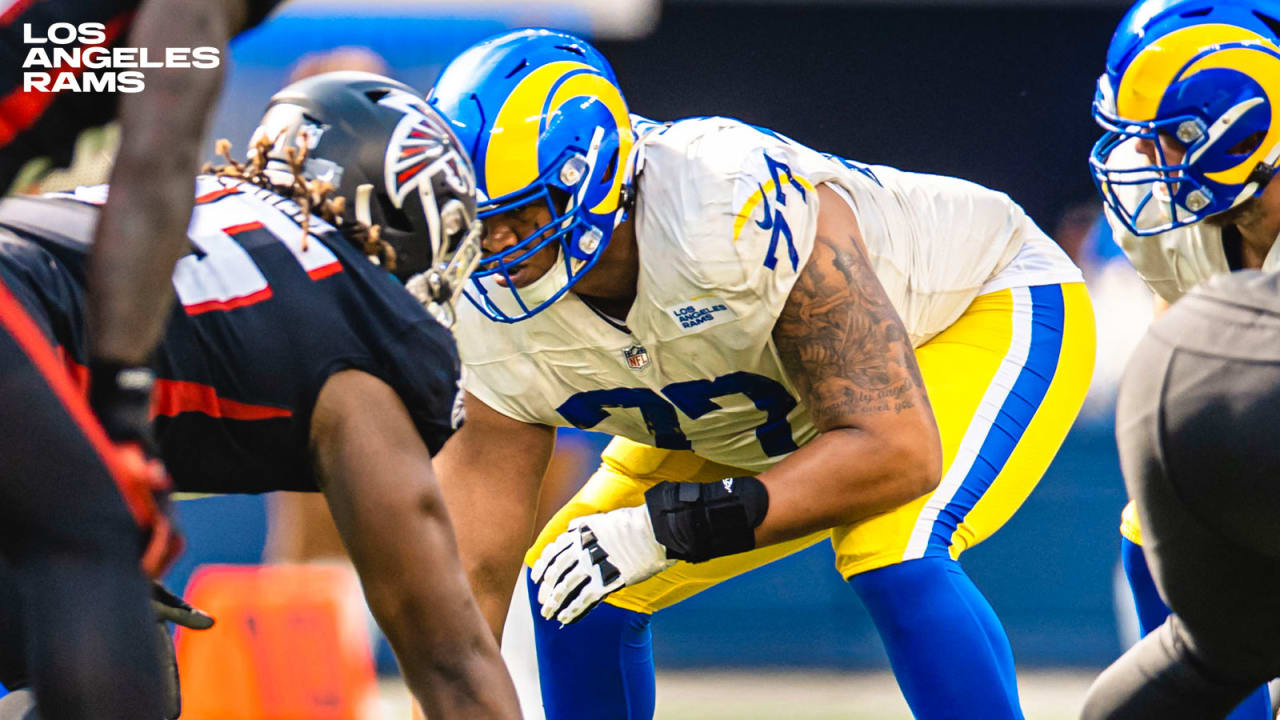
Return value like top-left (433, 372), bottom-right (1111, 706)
top-left (1176, 121), bottom-right (1202, 144)
top-left (579, 226), bottom-right (602, 254)
top-left (560, 155), bottom-right (588, 187)
top-left (1185, 189), bottom-right (1210, 211)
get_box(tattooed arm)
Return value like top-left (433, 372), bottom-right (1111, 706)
top-left (753, 184), bottom-right (942, 547)
top-left (526, 184), bottom-right (943, 624)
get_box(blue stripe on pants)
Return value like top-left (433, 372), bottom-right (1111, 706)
top-left (925, 284), bottom-right (1065, 556)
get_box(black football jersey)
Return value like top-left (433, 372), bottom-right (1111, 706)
top-left (0, 0), bottom-right (283, 192)
top-left (0, 176), bottom-right (462, 493)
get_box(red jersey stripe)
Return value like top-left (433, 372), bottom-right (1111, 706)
top-left (222, 221), bottom-right (264, 235)
top-left (182, 287), bottom-right (273, 316)
top-left (151, 379), bottom-right (292, 421)
top-left (196, 186), bottom-right (242, 204)
top-left (0, 278), bottom-right (153, 525)
top-left (307, 262), bottom-right (343, 281)
top-left (55, 346), bottom-right (90, 392)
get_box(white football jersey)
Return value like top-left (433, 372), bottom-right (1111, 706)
top-left (1102, 139), bottom-right (1280, 303)
top-left (455, 116), bottom-right (1081, 472)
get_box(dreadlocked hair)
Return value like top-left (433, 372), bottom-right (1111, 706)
top-left (201, 133), bottom-right (397, 270)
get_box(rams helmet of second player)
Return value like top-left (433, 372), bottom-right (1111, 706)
top-left (1090, 0), bottom-right (1280, 235)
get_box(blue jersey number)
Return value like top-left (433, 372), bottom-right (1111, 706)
top-left (556, 387), bottom-right (692, 451)
top-left (555, 371), bottom-right (800, 457)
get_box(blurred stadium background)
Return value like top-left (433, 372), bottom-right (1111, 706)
top-left (134, 0), bottom-right (1157, 716)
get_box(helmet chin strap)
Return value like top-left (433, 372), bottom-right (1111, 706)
top-left (473, 242), bottom-right (585, 319)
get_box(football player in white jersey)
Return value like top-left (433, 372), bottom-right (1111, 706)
top-left (430, 29), bottom-right (1094, 720)
top-left (1086, 0), bottom-right (1280, 717)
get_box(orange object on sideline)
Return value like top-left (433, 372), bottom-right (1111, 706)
top-left (175, 564), bottom-right (378, 720)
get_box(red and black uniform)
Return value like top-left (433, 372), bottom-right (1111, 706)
top-left (0, 205), bottom-right (166, 716)
top-left (0, 0), bottom-right (282, 193)
top-left (0, 177), bottom-right (463, 495)
top-left (0, 178), bottom-right (461, 715)
top-left (0, 3), bottom-right (280, 715)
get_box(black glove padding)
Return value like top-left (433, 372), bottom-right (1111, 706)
top-left (90, 362), bottom-right (187, 578)
top-left (151, 582), bottom-right (214, 630)
top-left (88, 360), bottom-right (157, 449)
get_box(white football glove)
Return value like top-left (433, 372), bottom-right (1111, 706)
top-left (531, 505), bottom-right (675, 626)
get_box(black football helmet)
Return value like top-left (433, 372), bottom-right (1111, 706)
top-left (249, 71), bottom-right (482, 325)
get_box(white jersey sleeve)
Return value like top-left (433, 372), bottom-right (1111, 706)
top-left (634, 119), bottom-right (849, 331)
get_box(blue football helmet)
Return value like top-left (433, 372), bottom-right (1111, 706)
top-left (1090, 0), bottom-right (1280, 235)
top-left (427, 29), bottom-right (635, 322)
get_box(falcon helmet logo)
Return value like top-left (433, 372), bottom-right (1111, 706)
top-left (378, 89), bottom-right (478, 277)
top-left (380, 89), bottom-right (474, 221)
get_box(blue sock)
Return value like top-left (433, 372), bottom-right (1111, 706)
top-left (849, 557), bottom-right (1023, 720)
top-left (527, 572), bottom-right (656, 720)
top-left (1121, 537), bottom-right (1272, 719)
top-left (1120, 536), bottom-right (1172, 636)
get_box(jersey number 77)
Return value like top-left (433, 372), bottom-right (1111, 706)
top-left (556, 370), bottom-right (799, 457)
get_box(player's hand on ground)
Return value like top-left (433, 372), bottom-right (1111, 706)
top-left (531, 506), bottom-right (675, 625)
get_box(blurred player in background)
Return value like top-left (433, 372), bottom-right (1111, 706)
top-left (0, 1), bottom-right (282, 717)
top-left (0, 72), bottom-right (520, 720)
top-left (429, 29), bottom-right (1095, 720)
top-left (1083, 0), bottom-right (1280, 716)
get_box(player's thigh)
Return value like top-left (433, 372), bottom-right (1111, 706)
top-left (0, 280), bottom-right (139, 558)
top-left (833, 282), bottom-right (1095, 578)
top-left (526, 435), bottom-right (826, 614)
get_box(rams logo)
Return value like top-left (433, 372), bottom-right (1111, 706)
top-left (483, 60), bottom-right (633, 214)
top-left (1115, 25), bottom-right (1280, 187)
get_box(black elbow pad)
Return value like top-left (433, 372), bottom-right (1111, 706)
top-left (644, 477), bottom-right (769, 563)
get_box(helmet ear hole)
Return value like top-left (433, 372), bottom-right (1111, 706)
top-left (1253, 11), bottom-right (1280, 37)
top-left (599, 148), bottom-right (619, 184)
top-left (1228, 131), bottom-right (1267, 157)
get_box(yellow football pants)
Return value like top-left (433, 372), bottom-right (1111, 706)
top-left (1120, 501), bottom-right (1143, 545)
top-left (526, 283), bottom-right (1096, 614)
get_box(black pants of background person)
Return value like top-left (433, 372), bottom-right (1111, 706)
top-left (1082, 270), bottom-right (1280, 720)
top-left (0, 274), bottom-right (164, 720)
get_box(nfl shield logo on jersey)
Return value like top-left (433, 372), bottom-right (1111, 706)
top-left (623, 345), bottom-right (650, 370)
